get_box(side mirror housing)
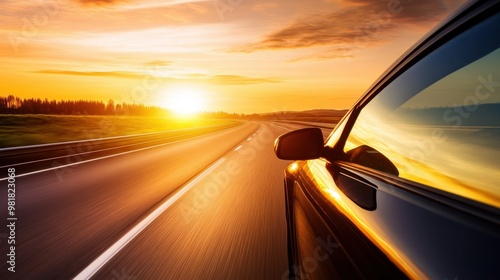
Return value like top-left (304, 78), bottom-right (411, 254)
top-left (274, 128), bottom-right (324, 160)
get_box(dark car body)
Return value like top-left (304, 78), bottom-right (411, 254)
top-left (274, 1), bottom-right (500, 279)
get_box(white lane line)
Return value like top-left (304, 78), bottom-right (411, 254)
top-left (73, 158), bottom-right (226, 280)
top-left (0, 123), bottom-right (241, 152)
top-left (234, 145), bottom-right (243, 151)
top-left (0, 130), bottom-right (234, 182)
top-left (0, 137), bottom-right (163, 169)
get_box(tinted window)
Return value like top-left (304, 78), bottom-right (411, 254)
top-left (343, 13), bottom-right (500, 208)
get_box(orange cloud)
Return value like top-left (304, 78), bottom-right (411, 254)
top-left (34, 70), bottom-right (280, 85)
top-left (143, 60), bottom-right (172, 67)
top-left (178, 74), bottom-right (281, 85)
top-left (76, 0), bottom-right (126, 5)
top-left (237, 0), bottom-right (465, 56)
top-left (252, 3), bottom-right (278, 12)
top-left (208, 75), bottom-right (280, 85)
top-left (34, 70), bottom-right (145, 79)
top-left (287, 46), bottom-right (355, 62)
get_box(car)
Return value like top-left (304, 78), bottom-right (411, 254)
top-left (274, 0), bottom-right (500, 279)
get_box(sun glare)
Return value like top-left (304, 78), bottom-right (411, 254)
top-left (164, 88), bottom-right (206, 116)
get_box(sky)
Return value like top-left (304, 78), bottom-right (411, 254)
top-left (0, 0), bottom-right (468, 113)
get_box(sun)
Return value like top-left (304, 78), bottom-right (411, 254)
top-left (163, 88), bottom-right (206, 116)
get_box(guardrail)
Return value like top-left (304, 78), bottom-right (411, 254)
top-left (0, 122), bottom-right (243, 176)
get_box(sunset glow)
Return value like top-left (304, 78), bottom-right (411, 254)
top-left (0, 0), bottom-right (466, 113)
top-left (164, 88), bottom-right (206, 116)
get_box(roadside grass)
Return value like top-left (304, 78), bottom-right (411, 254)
top-left (0, 114), bottom-right (238, 148)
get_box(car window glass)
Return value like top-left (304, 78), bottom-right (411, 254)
top-left (343, 13), bottom-right (500, 208)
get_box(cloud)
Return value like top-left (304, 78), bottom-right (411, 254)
top-left (179, 73), bottom-right (281, 85)
top-left (252, 3), bottom-right (279, 12)
top-left (208, 75), bottom-right (280, 85)
top-left (76, 0), bottom-right (125, 5)
top-left (74, 0), bottom-right (210, 10)
top-left (34, 70), bottom-right (146, 79)
top-left (34, 70), bottom-right (280, 85)
top-left (143, 60), bottom-right (172, 67)
top-left (288, 46), bottom-right (355, 62)
top-left (236, 0), bottom-right (466, 57)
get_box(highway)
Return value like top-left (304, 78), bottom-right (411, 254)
top-left (0, 121), bottom-right (332, 280)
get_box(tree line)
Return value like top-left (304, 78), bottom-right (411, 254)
top-left (0, 95), bottom-right (335, 121)
top-left (0, 95), bottom-right (168, 116)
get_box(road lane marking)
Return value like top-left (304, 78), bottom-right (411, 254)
top-left (73, 158), bottom-right (227, 280)
top-left (0, 136), bottom-right (169, 169)
top-left (0, 139), bottom-right (195, 181)
top-left (234, 145), bottom-right (243, 151)
top-left (0, 122), bottom-right (243, 152)
top-left (0, 126), bottom-right (244, 181)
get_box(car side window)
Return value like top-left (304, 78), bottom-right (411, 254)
top-left (343, 12), bottom-right (500, 208)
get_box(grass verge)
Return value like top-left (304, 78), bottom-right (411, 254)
top-left (0, 114), bottom-right (238, 148)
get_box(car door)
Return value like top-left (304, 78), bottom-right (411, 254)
top-left (285, 1), bottom-right (500, 279)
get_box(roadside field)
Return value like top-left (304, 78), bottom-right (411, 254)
top-left (0, 114), bottom-right (238, 148)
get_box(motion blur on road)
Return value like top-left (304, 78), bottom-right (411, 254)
top-left (0, 121), bottom-right (332, 280)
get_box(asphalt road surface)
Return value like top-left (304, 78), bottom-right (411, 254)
top-left (0, 121), bottom-right (332, 280)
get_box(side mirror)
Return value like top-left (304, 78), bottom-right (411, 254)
top-left (274, 128), bottom-right (324, 160)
